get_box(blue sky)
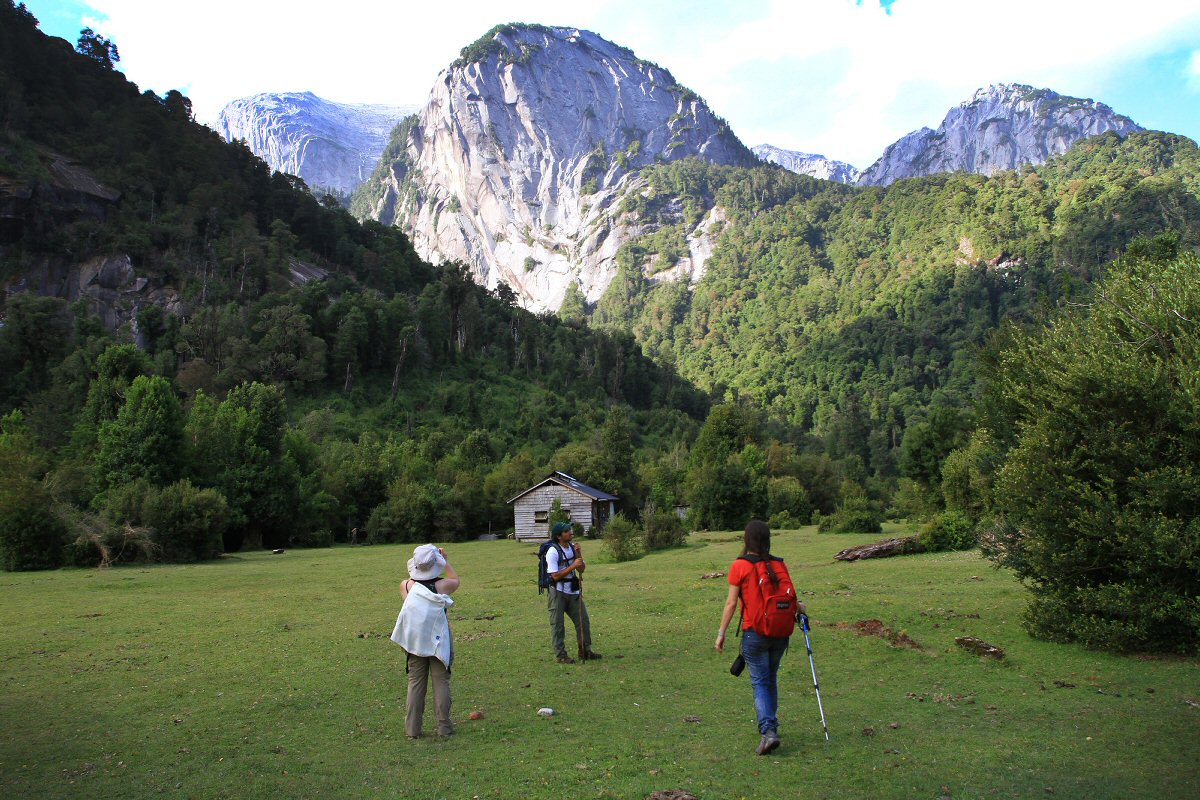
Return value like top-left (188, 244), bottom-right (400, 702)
top-left (22, 0), bottom-right (1200, 169)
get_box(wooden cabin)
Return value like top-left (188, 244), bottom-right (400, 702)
top-left (507, 471), bottom-right (619, 541)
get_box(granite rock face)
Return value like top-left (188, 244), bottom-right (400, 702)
top-left (3, 254), bottom-right (183, 336)
top-left (216, 92), bottom-right (419, 196)
top-left (360, 24), bottom-right (755, 312)
top-left (857, 83), bottom-right (1143, 186)
top-left (752, 144), bottom-right (859, 184)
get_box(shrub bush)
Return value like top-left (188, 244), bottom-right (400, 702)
top-left (819, 482), bottom-right (884, 533)
top-left (291, 489), bottom-right (338, 548)
top-left (885, 477), bottom-right (940, 521)
top-left (917, 510), bottom-right (976, 552)
top-left (365, 502), bottom-right (402, 544)
top-left (818, 508), bottom-right (883, 534)
top-left (768, 510), bottom-right (798, 529)
top-left (767, 476), bottom-right (811, 525)
top-left (366, 482), bottom-right (435, 543)
top-left (102, 478), bottom-right (153, 525)
top-left (644, 510), bottom-right (686, 550)
top-left (1022, 583), bottom-right (1200, 654)
top-left (295, 528), bottom-right (333, 548)
top-left (602, 514), bottom-right (642, 562)
top-left (143, 480), bottom-right (229, 562)
top-left (0, 490), bottom-right (67, 571)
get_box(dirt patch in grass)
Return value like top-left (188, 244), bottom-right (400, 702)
top-left (836, 618), bottom-right (924, 650)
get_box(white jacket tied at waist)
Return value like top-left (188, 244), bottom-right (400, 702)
top-left (390, 582), bottom-right (454, 668)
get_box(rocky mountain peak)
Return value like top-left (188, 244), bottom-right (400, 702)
top-left (216, 92), bottom-right (419, 197)
top-left (358, 23), bottom-right (755, 311)
top-left (752, 144), bottom-right (859, 184)
top-left (857, 82), bottom-right (1143, 186)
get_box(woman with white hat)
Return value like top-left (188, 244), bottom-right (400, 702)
top-left (390, 544), bottom-right (460, 738)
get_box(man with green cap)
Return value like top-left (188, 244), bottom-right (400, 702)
top-left (546, 521), bottom-right (601, 664)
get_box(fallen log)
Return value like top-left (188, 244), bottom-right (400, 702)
top-left (834, 535), bottom-right (923, 561)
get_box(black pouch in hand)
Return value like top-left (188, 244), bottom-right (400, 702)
top-left (730, 653), bottom-right (745, 676)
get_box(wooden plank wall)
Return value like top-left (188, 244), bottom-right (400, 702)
top-left (513, 485), bottom-right (595, 541)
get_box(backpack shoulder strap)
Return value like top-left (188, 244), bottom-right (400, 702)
top-left (733, 556), bottom-right (757, 632)
top-left (548, 542), bottom-right (572, 576)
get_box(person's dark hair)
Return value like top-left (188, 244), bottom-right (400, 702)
top-left (550, 521), bottom-right (572, 541)
top-left (742, 519), bottom-right (771, 556)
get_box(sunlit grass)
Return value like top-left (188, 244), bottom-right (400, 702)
top-left (1, 526), bottom-right (1196, 798)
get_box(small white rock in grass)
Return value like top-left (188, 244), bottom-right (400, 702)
top-left (537, 707), bottom-right (554, 717)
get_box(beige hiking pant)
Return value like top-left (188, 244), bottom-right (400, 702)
top-left (405, 653), bottom-right (452, 737)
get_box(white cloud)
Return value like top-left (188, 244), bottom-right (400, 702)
top-left (663, 0), bottom-right (1200, 165)
top-left (79, 0), bottom-right (575, 123)
top-left (39, 0), bottom-right (1200, 166)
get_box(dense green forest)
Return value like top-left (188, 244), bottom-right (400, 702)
top-left (579, 134), bottom-right (1200, 653)
top-left (589, 135), bottom-right (1200, 500)
top-left (1, 1), bottom-right (1197, 652)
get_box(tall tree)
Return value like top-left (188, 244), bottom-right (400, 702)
top-left (75, 27), bottom-right (119, 68)
top-left (981, 254), bottom-right (1200, 654)
top-left (683, 403), bottom-right (763, 528)
top-left (253, 305), bottom-right (326, 384)
top-left (94, 375), bottom-right (184, 494)
top-left (186, 382), bottom-right (296, 550)
top-left (332, 305), bottom-right (368, 392)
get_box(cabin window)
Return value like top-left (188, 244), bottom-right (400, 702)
top-left (534, 510), bottom-right (548, 523)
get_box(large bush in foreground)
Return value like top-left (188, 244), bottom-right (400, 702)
top-left (981, 255), bottom-right (1200, 654)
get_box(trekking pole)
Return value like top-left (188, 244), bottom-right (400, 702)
top-left (800, 613), bottom-right (830, 740)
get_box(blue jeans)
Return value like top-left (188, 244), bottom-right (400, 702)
top-left (742, 629), bottom-right (789, 734)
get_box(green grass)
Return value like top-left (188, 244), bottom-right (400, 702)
top-left (1, 526), bottom-right (1197, 799)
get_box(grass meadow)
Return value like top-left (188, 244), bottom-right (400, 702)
top-left (1, 525), bottom-right (1197, 799)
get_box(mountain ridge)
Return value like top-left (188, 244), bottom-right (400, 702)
top-left (215, 91), bottom-right (419, 197)
top-left (752, 144), bottom-right (859, 183)
top-left (856, 83), bottom-right (1143, 186)
top-left (213, 36), bottom-right (1156, 313)
top-left (354, 23), bottom-right (756, 312)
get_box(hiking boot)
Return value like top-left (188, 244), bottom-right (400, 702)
top-left (556, 653), bottom-right (576, 664)
top-left (581, 650), bottom-right (603, 660)
top-left (756, 730), bottom-right (780, 755)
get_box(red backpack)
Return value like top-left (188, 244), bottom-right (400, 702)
top-left (738, 555), bottom-right (798, 638)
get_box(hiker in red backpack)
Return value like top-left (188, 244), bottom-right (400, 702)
top-left (715, 519), bottom-right (806, 755)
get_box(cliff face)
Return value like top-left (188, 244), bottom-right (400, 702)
top-left (857, 84), bottom-right (1143, 186)
top-left (752, 144), bottom-right (859, 184)
top-left (222, 68), bottom-right (1146, 311)
top-left (359, 24), bottom-right (755, 312)
top-left (215, 92), bottom-right (419, 196)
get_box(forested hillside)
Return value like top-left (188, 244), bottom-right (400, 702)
top-left (589, 138), bottom-right (1200, 654)
top-left (592, 134), bottom-right (1200, 491)
top-left (0, 1), bottom-right (705, 564)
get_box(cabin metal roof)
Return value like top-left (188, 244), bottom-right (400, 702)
top-left (506, 471), bottom-right (619, 504)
